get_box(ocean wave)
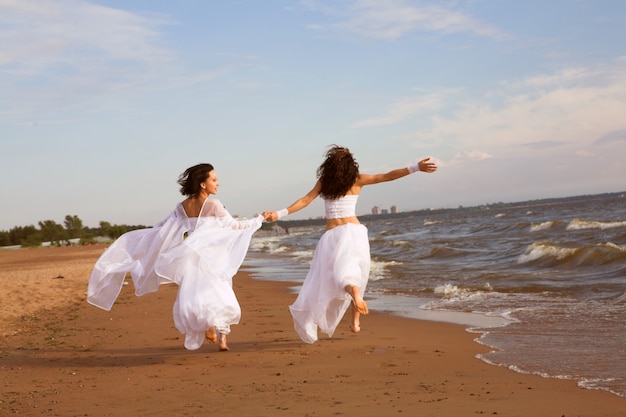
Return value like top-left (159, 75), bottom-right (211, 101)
top-left (369, 259), bottom-right (399, 281)
top-left (249, 239), bottom-right (286, 254)
top-left (390, 239), bottom-right (410, 247)
top-left (423, 220), bottom-right (441, 226)
top-left (425, 246), bottom-right (459, 258)
top-left (517, 241), bottom-right (626, 266)
top-left (291, 250), bottom-right (314, 262)
top-left (470, 221), bottom-right (532, 235)
top-left (566, 218), bottom-right (626, 230)
top-left (530, 220), bottom-right (557, 232)
top-left (431, 283), bottom-right (494, 300)
top-left (434, 283), bottom-right (473, 297)
top-left (517, 241), bottom-right (577, 263)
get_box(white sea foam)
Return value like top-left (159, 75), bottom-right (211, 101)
top-left (432, 283), bottom-right (492, 297)
top-left (252, 240), bottom-right (288, 254)
top-left (566, 218), bottom-right (626, 230)
top-left (291, 250), bottom-right (314, 262)
top-left (529, 220), bottom-right (555, 232)
top-left (434, 283), bottom-right (470, 297)
top-left (517, 241), bottom-right (576, 263)
top-left (579, 378), bottom-right (626, 398)
top-left (604, 241), bottom-right (626, 251)
top-left (369, 260), bottom-right (399, 281)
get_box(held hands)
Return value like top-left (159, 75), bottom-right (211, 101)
top-left (262, 208), bottom-right (288, 222)
top-left (262, 211), bottom-right (278, 222)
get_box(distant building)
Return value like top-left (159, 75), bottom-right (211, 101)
top-left (390, 205), bottom-right (398, 214)
top-left (371, 206), bottom-right (380, 215)
top-left (381, 209), bottom-right (388, 215)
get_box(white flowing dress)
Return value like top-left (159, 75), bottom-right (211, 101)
top-left (87, 198), bottom-right (262, 350)
top-left (289, 195), bottom-right (371, 343)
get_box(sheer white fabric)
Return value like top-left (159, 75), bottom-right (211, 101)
top-left (289, 223), bottom-right (370, 343)
top-left (87, 198), bottom-right (262, 350)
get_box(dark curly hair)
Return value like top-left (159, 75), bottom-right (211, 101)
top-left (177, 163), bottom-right (214, 197)
top-left (317, 145), bottom-right (359, 199)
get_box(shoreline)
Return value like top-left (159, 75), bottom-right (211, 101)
top-left (1, 246), bottom-right (625, 416)
top-left (246, 266), bottom-right (626, 400)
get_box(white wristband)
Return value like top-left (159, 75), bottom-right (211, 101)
top-left (277, 208), bottom-right (289, 219)
top-left (407, 161), bottom-right (420, 173)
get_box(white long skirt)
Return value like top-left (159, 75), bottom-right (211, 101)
top-left (87, 201), bottom-right (261, 350)
top-left (289, 223), bottom-right (370, 344)
top-left (155, 217), bottom-right (258, 350)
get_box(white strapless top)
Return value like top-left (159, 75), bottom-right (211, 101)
top-left (324, 195), bottom-right (358, 219)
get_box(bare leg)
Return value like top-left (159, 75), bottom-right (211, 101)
top-left (345, 284), bottom-right (368, 333)
top-left (205, 326), bottom-right (217, 344)
top-left (345, 284), bottom-right (368, 315)
top-left (349, 303), bottom-right (361, 333)
top-left (218, 332), bottom-right (230, 351)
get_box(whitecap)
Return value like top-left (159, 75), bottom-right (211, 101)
top-left (529, 221), bottom-right (555, 232)
top-left (369, 259), bottom-right (399, 281)
top-left (566, 218), bottom-right (626, 230)
top-left (517, 241), bottom-right (577, 263)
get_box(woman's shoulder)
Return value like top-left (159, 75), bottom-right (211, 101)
top-left (204, 198), bottom-right (223, 208)
top-left (199, 198), bottom-right (227, 217)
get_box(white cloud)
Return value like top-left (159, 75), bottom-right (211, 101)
top-left (0, 0), bottom-right (174, 72)
top-left (0, 0), bottom-right (177, 121)
top-left (303, 0), bottom-right (508, 40)
top-left (408, 58), bottom-right (626, 157)
top-left (351, 90), bottom-right (457, 127)
top-left (441, 150), bottom-right (493, 167)
top-left (575, 150), bottom-right (596, 157)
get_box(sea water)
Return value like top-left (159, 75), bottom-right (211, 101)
top-left (245, 194), bottom-right (626, 397)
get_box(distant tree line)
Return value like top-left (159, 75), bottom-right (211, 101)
top-left (0, 215), bottom-right (149, 247)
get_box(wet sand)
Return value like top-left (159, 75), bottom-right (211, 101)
top-left (1, 245), bottom-right (625, 416)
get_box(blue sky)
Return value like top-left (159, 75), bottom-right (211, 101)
top-left (1, 0), bottom-right (625, 230)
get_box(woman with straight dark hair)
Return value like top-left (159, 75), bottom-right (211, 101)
top-left (88, 163), bottom-right (268, 351)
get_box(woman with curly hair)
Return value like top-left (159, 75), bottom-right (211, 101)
top-left (264, 146), bottom-right (437, 343)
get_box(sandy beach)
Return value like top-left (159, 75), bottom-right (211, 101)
top-left (1, 245), bottom-right (625, 417)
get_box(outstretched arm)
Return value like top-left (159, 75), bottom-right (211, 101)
top-left (357, 157), bottom-right (437, 186)
top-left (207, 199), bottom-right (264, 230)
top-left (263, 180), bottom-right (322, 222)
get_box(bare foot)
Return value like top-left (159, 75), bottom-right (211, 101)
top-left (349, 323), bottom-right (361, 333)
top-left (353, 298), bottom-right (369, 315)
top-left (218, 333), bottom-right (230, 351)
top-left (346, 285), bottom-right (369, 315)
top-left (205, 327), bottom-right (217, 344)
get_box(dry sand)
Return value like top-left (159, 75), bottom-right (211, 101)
top-left (1, 245), bottom-right (625, 417)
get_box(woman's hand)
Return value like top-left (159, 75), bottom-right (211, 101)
top-left (418, 157), bottom-right (437, 173)
top-left (262, 211), bottom-right (278, 222)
